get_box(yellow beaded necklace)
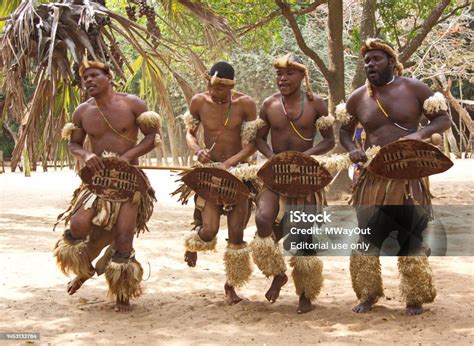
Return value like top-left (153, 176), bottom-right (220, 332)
top-left (96, 106), bottom-right (137, 142)
top-left (280, 90), bottom-right (312, 141)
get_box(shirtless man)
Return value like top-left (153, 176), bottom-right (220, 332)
top-left (180, 62), bottom-right (259, 304)
top-left (54, 60), bottom-right (160, 312)
top-left (339, 39), bottom-right (451, 315)
top-left (252, 55), bottom-right (335, 314)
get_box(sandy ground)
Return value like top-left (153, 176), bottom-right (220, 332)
top-left (0, 160), bottom-right (473, 345)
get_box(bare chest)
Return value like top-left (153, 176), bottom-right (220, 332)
top-left (200, 103), bottom-right (245, 133)
top-left (356, 89), bottom-right (422, 131)
top-left (81, 103), bottom-right (137, 138)
top-left (267, 102), bottom-right (317, 132)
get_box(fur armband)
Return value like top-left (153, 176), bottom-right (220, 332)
top-left (182, 111), bottom-right (201, 131)
top-left (423, 92), bottom-right (448, 114)
top-left (334, 102), bottom-right (354, 125)
top-left (61, 122), bottom-right (78, 139)
top-left (136, 111), bottom-right (160, 129)
top-left (241, 118), bottom-right (267, 144)
top-left (314, 115), bottom-right (335, 130)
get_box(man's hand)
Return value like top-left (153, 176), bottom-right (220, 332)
top-left (119, 154), bottom-right (132, 164)
top-left (349, 148), bottom-right (367, 164)
top-left (196, 148), bottom-right (211, 164)
top-left (263, 151), bottom-right (275, 160)
top-left (84, 152), bottom-right (105, 173)
top-left (217, 162), bottom-right (231, 170)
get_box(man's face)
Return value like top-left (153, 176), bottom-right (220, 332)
top-left (276, 68), bottom-right (304, 96)
top-left (82, 68), bottom-right (112, 97)
top-left (364, 50), bottom-right (395, 86)
top-left (208, 83), bottom-right (233, 103)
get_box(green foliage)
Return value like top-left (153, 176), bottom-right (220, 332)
top-left (350, 27), bottom-right (360, 52)
top-left (0, 131), bottom-right (14, 159)
top-left (377, 0), bottom-right (455, 47)
top-left (0, 120), bottom-right (18, 160)
top-left (205, 0), bottom-right (283, 50)
top-left (1, 0), bottom-right (470, 166)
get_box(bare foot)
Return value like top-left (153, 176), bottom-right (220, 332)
top-left (67, 276), bottom-right (90, 295)
top-left (184, 251), bottom-right (198, 267)
top-left (265, 274), bottom-right (288, 303)
top-left (406, 305), bottom-right (425, 315)
top-left (114, 298), bottom-right (132, 313)
top-left (224, 283), bottom-right (243, 305)
top-left (352, 296), bottom-right (378, 313)
top-left (297, 294), bottom-right (314, 314)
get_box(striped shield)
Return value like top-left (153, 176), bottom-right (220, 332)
top-left (79, 157), bottom-right (149, 202)
top-left (257, 151), bottom-right (332, 197)
top-left (368, 139), bottom-right (453, 179)
top-left (181, 167), bottom-right (250, 205)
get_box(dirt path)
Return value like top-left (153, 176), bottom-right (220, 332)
top-left (0, 160), bottom-right (472, 344)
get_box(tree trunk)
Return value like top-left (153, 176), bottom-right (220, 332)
top-left (443, 80), bottom-right (473, 134)
top-left (167, 125), bottom-right (180, 166)
top-left (160, 130), bottom-right (170, 166)
top-left (27, 131), bottom-right (37, 171)
top-left (22, 145), bottom-right (31, 177)
top-left (326, 0), bottom-right (345, 112)
top-left (11, 123), bottom-right (27, 172)
top-left (351, 0), bottom-right (376, 91)
top-left (155, 147), bottom-right (163, 165)
top-left (325, 0), bottom-right (352, 200)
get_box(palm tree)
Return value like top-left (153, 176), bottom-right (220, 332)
top-left (0, 0), bottom-right (235, 171)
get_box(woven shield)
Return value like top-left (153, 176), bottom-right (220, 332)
top-left (368, 139), bottom-right (453, 179)
top-left (181, 167), bottom-right (250, 205)
top-left (257, 151), bottom-right (332, 197)
top-left (79, 157), bottom-right (149, 202)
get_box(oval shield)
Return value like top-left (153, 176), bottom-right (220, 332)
top-left (79, 157), bottom-right (149, 202)
top-left (257, 151), bottom-right (332, 197)
top-left (368, 139), bottom-right (453, 179)
top-left (181, 167), bottom-right (250, 205)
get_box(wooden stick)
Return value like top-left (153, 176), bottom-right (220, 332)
top-left (135, 165), bottom-right (192, 171)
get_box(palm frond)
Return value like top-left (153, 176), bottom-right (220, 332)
top-left (0, 0), bottom-right (233, 169)
top-left (176, 0), bottom-right (236, 43)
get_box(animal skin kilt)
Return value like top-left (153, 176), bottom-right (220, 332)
top-left (349, 168), bottom-right (437, 307)
top-left (176, 170), bottom-right (260, 289)
top-left (53, 170), bottom-right (155, 303)
top-left (250, 187), bottom-right (326, 303)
